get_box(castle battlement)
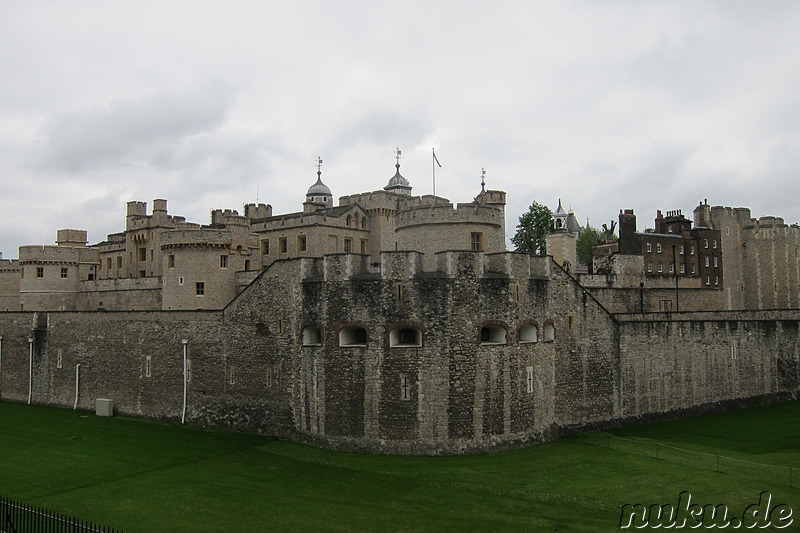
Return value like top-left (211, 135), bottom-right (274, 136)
top-left (160, 228), bottom-right (233, 248)
top-left (395, 201), bottom-right (503, 229)
top-left (299, 250), bottom-right (552, 283)
top-left (0, 259), bottom-right (20, 270)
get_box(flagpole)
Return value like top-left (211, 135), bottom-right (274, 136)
top-left (432, 148), bottom-right (442, 196)
top-left (432, 148), bottom-right (436, 196)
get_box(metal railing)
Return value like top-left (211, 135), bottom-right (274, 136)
top-left (1, 496), bottom-right (122, 533)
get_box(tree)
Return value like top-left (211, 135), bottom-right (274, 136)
top-left (511, 201), bottom-right (553, 255)
top-left (576, 226), bottom-right (605, 267)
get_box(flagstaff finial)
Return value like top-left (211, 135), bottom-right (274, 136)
top-left (316, 156), bottom-right (323, 176)
top-left (481, 168), bottom-right (486, 192)
top-left (395, 147), bottom-right (402, 167)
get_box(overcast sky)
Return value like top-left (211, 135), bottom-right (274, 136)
top-left (2, 0), bottom-right (799, 257)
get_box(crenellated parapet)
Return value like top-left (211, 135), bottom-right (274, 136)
top-left (298, 250), bottom-right (553, 284)
top-left (394, 200), bottom-right (504, 229)
top-left (160, 228), bottom-right (232, 249)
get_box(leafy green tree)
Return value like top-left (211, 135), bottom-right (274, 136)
top-left (576, 226), bottom-right (605, 267)
top-left (511, 201), bottom-right (553, 255)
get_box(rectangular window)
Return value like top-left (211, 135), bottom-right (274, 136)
top-left (279, 237), bottom-right (288, 254)
top-left (360, 239), bottom-right (367, 254)
top-left (139, 247), bottom-right (147, 261)
top-left (196, 282), bottom-right (205, 296)
top-left (298, 235), bottom-right (307, 252)
top-left (713, 239), bottom-right (717, 249)
top-left (146, 356), bottom-right (152, 378)
top-left (117, 256), bottom-right (123, 269)
top-left (668, 224), bottom-right (673, 233)
top-left (262, 240), bottom-right (270, 255)
top-left (679, 244), bottom-right (684, 255)
top-left (57, 349), bottom-right (62, 369)
top-left (669, 262), bottom-right (674, 273)
top-left (656, 243), bottom-right (662, 253)
top-left (680, 263), bottom-right (685, 274)
top-left (713, 256), bottom-right (718, 268)
top-left (706, 276), bottom-right (710, 286)
top-left (220, 255), bottom-right (228, 268)
top-left (344, 238), bottom-right (352, 253)
top-left (647, 261), bottom-right (653, 273)
top-left (169, 255), bottom-right (175, 268)
top-left (715, 276), bottom-right (719, 285)
top-left (471, 232), bottom-right (483, 251)
top-left (646, 242), bottom-right (652, 252)
top-left (526, 366), bottom-right (534, 394)
top-left (704, 239), bottom-right (708, 249)
top-left (36, 267), bottom-right (44, 278)
top-left (657, 262), bottom-right (663, 273)
top-left (705, 256), bottom-right (710, 267)
top-left (691, 264), bottom-right (696, 274)
top-left (139, 270), bottom-right (146, 278)
top-left (107, 258), bottom-right (112, 270)
top-left (690, 244), bottom-right (695, 255)
top-left (61, 267), bottom-right (68, 278)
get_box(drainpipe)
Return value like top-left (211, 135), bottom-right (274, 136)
top-left (73, 364), bottom-right (81, 410)
top-left (181, 339), bottom-right (188, 424)
top-left (27, 337), bottom-right (33, 404)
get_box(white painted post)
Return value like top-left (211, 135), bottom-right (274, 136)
top-left (181, 339), bottom-right (188, 424)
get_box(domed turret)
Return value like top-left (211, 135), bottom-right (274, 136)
top-left (384, 147), bottom-right (412, 195)
top-left (304, 157), bottom-right (333, 212)
top-left (306, 176), bottom-right (332, 198)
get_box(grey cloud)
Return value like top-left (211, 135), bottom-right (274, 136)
top-left (35, 81), bottom-right (234, 172)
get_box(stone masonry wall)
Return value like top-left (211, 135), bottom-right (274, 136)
top-left (0, 253), bottom-right (797, 455)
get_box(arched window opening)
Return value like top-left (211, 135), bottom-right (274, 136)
top-left (302, 326), bottom-right (321, 346)
top-left (480, 324), bottom-right (507, 345)
top-left (346, 215), bottom-right (352, 227)
top-left (389, 326), bottom-right (422, 347)
top-left (543, 320), bottom-right (555, 342)
top-left (339, 326), bottom-right (367, 347)
top-left (519, 323), bottom-right (538, 343)
top-left (361, 218), bottom-right (367, 229)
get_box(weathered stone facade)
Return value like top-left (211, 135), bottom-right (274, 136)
top-left (0, 251), bottom-right (796, 455)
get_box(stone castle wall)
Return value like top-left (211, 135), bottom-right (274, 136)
top-left (0, 252), bottom-right (795, 454)
top-left (0, 260), bottom-right (21, 311)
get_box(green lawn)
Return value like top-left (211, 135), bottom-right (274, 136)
top-left (1, 401), bottom-right (798, 532)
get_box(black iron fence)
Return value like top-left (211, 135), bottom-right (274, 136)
top-left (1, 496), bottom-right (122, 533)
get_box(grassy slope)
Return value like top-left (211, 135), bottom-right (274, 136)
top-left (1, 401), bottom-right (798, 532)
